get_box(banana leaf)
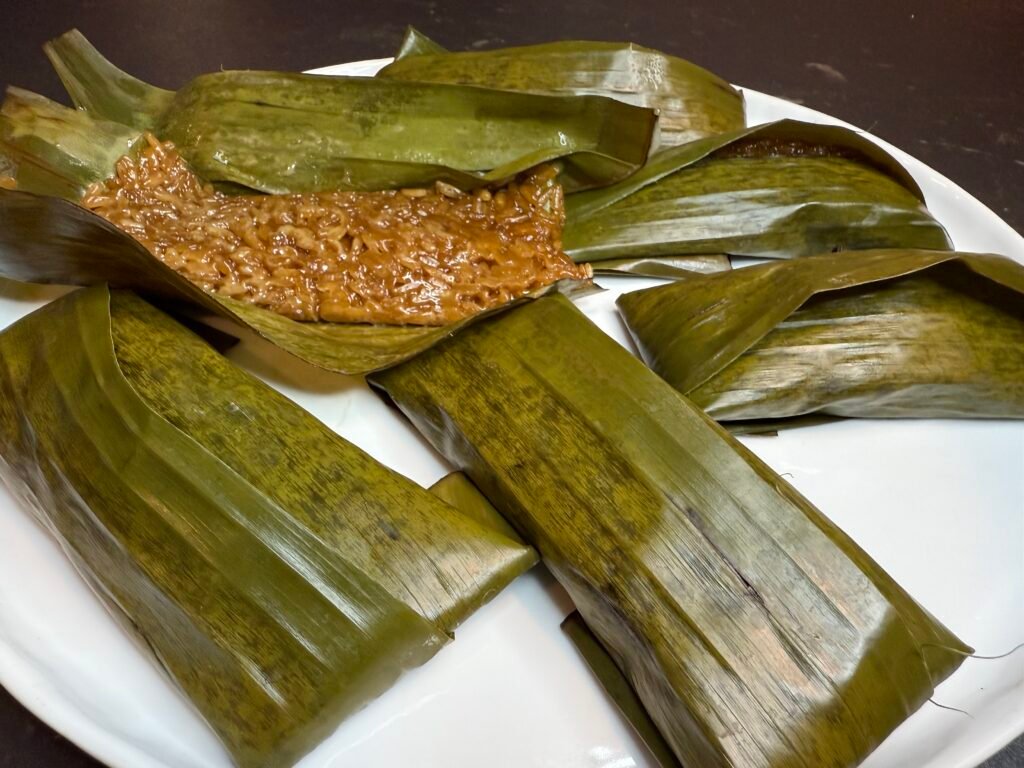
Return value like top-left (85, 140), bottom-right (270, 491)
top-left (723, 415), bottom-right (845, 437)
top-left (593, 254), bottom-right (731, 279)
top-left (561, 612), bottom-right (682, 768)
top-left (0, 159), bottom-right (589, 374)
top-left (0, 87), bottom-right (143, 199)
top-left (0, 284), bottom-right (535, 768)
top-left (379, 28), bottom-right (744, 148)
top-left (564, 120), bottom-right (952, 263)
top-left (369, 294), bottom-right (970, 768)
top-left (394, 26), bottom-right (447, 59)
top-left (0, 151), bottom-right (14, 181)
top-left (428, 472), bottom-right (524, 543)
top-left (44, 29), bottom-right (174, 132)
top-left (43, 29), bottom-right (656, 194)
top-left (617, 249), bottom-right (1024, 422)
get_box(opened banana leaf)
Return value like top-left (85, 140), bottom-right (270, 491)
top-left (370, 294), bottom-right (969, 768)
top-left (43, 29), bottom-right (656, 194)
top-left (618, 249), bottom-right (1024, 422)
top-left (380, 28), bottom-right (744, 148)
top-left (0, 284), bottom-right (535, 768)
top-left (0, 157), bottom-right (588, 374)
top-left (0, 81), bottom-right (714, 281)
top-left (564, 119), bottom-right (952, 263)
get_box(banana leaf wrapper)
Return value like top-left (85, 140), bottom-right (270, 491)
top-left (43, 29), bottom-right (656, 194)
top-left (564, 119), bottom-right (952, 264)
top-left (722, 415), bottom-right (846, 437)
top-left (0, 152), bottom-right (15, 182)
top-left (561, 612), bottom-right (682, 768)
top-left (428, 471), bottom-right (524, 543)
top-left (379, 28), bottom-right (745, 148)
top-left (593, 254), bottom-right (731, 279)
top-left (0, 88), bottom-right (591, 375)
top-left (394, 26), bottom-right (448, 59)
top-left (0, 284), bottom-right (536, 767)
top-left (0, 87), bottom-right (144, 200)
top-left (617, 249), bottom-right (1024, 422)
top-left (369, 294), bottom-right (970, 768)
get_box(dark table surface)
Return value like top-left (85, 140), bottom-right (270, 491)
top-left (0, 1), bottom-right (1021, 766)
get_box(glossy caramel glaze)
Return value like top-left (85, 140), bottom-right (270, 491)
top-left (82, 135), bottom-right (589, 325)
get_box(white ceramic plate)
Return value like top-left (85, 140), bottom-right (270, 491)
top-left (0, 58), bottom-right (1021, 768)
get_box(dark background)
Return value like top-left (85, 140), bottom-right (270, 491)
top-left (1, 1), bottom-right (1021, 766)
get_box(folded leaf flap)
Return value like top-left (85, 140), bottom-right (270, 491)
top-left (0, 87), bottom-right (143, 198)
top-left (563, 120), bottom-right (951, 263)
top-left (723, 414), bottom-right (845, 436)
top-left (394, 27), bottom-right (448, 60)
top-left (44, 28), bottom-right (174, 131)
top-left (568, 120), bottom-right (927, 219)
top-left (42, 30), bottom-right (657, 194)
top-left (380, 33), bottom-right (743, 147)
top-left (371, 294), bottom-right (970, 768)
top-left (429, 472), bottom-right (528, 545)
top-left (617, 249), bottom-right (1024, 395)
top-left (160, 69), bottom-right (655, 193)
top-left (592, 254), bottom-right (731, 278)
top-left (0, 189), bottom-right (193, 292)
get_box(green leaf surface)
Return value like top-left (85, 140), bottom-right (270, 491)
top-left (44, 28), bottom-right (174, 131)
top-left (564, 120), bottom-right (952, 263)
top-left (618, 249), bottom-right (1024, 421)
top-left (561, 612), bottom-right (682, 768)
top-left (592, 254), bottom-right (731, 278)
top-left (0, 188), bottom-right (587, 374)
top-left (44, 29), bottom-right (657, 194)
top-left (381, 28), bottom-right (744, 148)
top-left (370, 294), bottom-right (970, 768)
top-left (429, 472), bottom-right (525, 544)
top-left (0, 87), bottom-right (143, 198)
top-left (394, 27), bottom-right (447, 59)
top-left (0, 285), bottom-right (535, 767)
